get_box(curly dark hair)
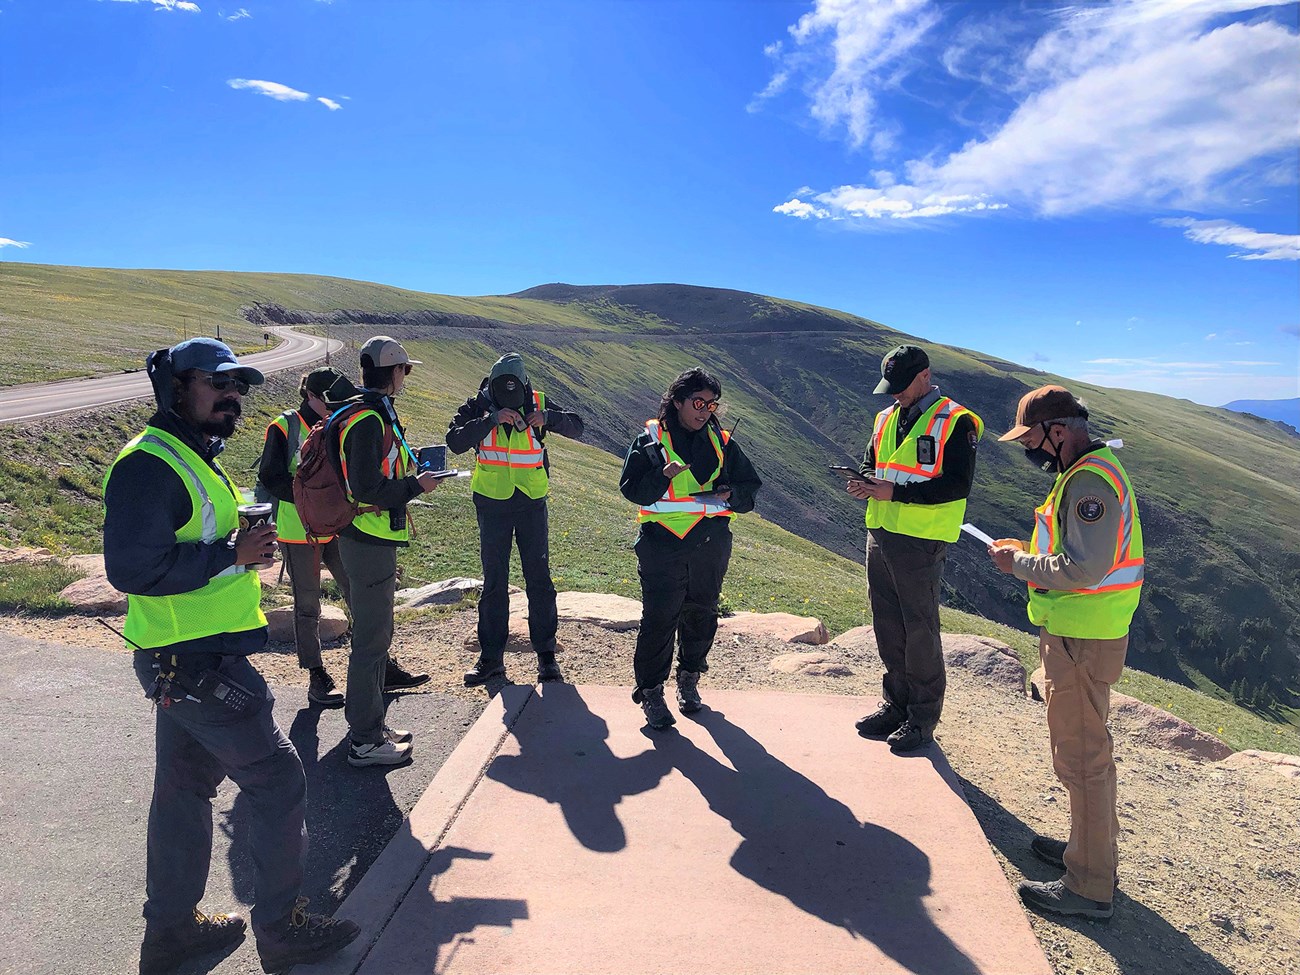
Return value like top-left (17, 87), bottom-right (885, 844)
top-left (658, 367), bottom-right (722, 423)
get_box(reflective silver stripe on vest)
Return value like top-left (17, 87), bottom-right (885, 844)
top-left (873, 401), bottom-right (961, 485)
top-left (641, 498), bottom-right (731, 517)
top-left (139, 435), bottom-right (246, 577)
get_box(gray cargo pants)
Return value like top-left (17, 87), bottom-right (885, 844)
top-left (338, 535), bottom-right (397, 746)
top-left (280, 539), bottom-right (352, 670)
top-left (132, 651), bottom-right (306, 928)
top-left (866, 527), bottom-right (948, 731)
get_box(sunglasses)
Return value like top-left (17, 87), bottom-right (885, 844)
top-left (401, 363), bottom-right (413, 375)
top-left (191, 373), bottom-right (251, 396)
top-left (689, 397), bottom-right (720, 413)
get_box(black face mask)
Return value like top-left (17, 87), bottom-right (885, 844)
top-left (1024, 424), bottom-right (1062, 473)
top-left (490, 376), bottom-right (527, 411)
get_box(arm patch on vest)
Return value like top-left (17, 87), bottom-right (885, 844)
top-left (916, 435), bottom-right (936, 465)
top-left (1076, 496), bottom-right (1105, 522)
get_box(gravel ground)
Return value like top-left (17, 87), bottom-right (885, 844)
top-left (7, 607), bottom-right (1298, 975)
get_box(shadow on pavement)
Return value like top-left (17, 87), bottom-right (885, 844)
top-left (224, 703), bottom-right (405, 916)
top-left (486, 681), bottom-right (673, 851)
top-left (655, 709), bottom-right (981, 975)
top-left (956, 774), bottom-right (1237, 975)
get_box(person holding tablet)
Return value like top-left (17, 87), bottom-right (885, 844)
top-left (619, 368), bottom-right (762, 728)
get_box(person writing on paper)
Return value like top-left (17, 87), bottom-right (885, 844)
top-left (846, 345), bottom-right (983, 752)
top-left (619, 368), bottom-right (761, 728)
top-left (988, 384), bottom-right (1143, 921)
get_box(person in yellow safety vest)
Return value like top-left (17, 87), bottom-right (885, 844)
top-left (989, 384), bottom-right (1144, 922)
top-left (447, 352), bottom-right (585, 686)
top-left (333, 336), bottom-right (443, 768)
top-left (619, 368), bottom-right (762, 729)
top-left (256, 366), bottom-right (357, 709)
top-left (848, 345), bottom-right (983, 753)
top-left (103, 337), bottom-right (360, 975)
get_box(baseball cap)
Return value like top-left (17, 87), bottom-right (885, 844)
top-left (169, 337), bottom-right (264, 385)
top-left (303, 366), bottom-right (349, 397)
top-left (873, 345), bottom-right (929, 395)
top-left (360, 335), bottom-right (421, 368)
top-left (998, 385), bottom-right (1089, 441)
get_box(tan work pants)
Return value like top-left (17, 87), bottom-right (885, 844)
top-left (1040, 628), bottom-right (1128, 902)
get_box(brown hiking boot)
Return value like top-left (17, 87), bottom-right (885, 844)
top-left (139, 908), bottom-right (246, 975)
top-left (254, 897), bottom-right (361, 973)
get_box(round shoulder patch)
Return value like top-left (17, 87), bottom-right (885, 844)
top-left (1076, 496), bottom-right (1106, 523)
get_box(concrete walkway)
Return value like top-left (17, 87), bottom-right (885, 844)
top-left (302, 683), bottom-right (1051, 975)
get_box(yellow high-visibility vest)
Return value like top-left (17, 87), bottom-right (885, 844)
top-left (339, 408), bottom-right (415, 543)
top-left (637, 419), bottom-right (735, 539)
top-left (105, 426), bottom-right (266, 649)
top-left (266, 410), bottom-right (324, 545)
top-left (1027, 446), bottom-right (1144, 639)
top-left (471, 391), bottom-right (550, 501)
top-left (865, 396), bottom-right (983, 542)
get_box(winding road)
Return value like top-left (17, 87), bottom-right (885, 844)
top-left (0, 326), bottom-right (341, 424)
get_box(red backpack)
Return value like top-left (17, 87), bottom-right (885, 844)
top-left (292, 404), bottom-right (393, 540)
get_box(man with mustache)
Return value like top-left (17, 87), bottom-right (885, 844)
top-left (104, 338), bottom-right (361, 974)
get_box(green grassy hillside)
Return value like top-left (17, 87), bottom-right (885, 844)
top-left (2, 263), bottom-right (1296, 721)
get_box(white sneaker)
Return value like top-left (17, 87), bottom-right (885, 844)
top-left (347, 738), bottom-right (412, 767)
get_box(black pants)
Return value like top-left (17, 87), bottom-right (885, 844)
top-left (475, 493), bottom-right (557, 657)
top-left (866, 527), bottom-right (948, 730)
top-left (633, 520), bottom-right (733, 695)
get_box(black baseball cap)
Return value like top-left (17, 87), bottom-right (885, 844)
top-left (874, 345), bottom-right (929, 395)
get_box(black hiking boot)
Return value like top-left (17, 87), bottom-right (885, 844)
top-left (886, 720), bottom-right (934, 753)
top-left (384, 658), bottom-right (430, 692)
top-left (307, 666), bottom-right (344, 708)
top-left (139, 908), bottom-right (246, 975)
top-left (536, 651), bottom-right (563, 683)
top-left (855, 702), bottom-right (903, 738)
top-left (639, 683), bottom-right (676, 730)
top-left (1031, 835), bottom-right (1067, 869)
top-left (675, 670), bottom-right (703, 714)
top-left (1018, 879), bottom-right (1113, 920)
top-left (254, 897), bottom-right (361, 973)
top-left (464, 654), bottom-right (507, 687)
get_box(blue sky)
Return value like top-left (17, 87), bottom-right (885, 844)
top-left (1, 0), bottom-right (1297, 406)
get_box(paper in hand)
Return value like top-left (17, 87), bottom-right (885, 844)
top-left (960, 523), bottom-right (997, 546)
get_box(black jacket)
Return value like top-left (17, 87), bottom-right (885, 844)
top-left (336, 392), bottom-right (425, 546)
top-left (620, 413), bottom-right (762, 547)
top-left (102, 408), bottom-right (266, 655)
top-left (257, 402), bottom-right (322, 505)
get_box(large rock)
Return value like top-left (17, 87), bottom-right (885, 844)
top-left (769, 652), bottom-right (854, 677)
top-left (0, 546), bottom-right (55, 564)
top-left (58, 575), bottom-right (127, 614)
top-left (829, 625), bottom-right (877, 651)
top-left (258, 562), bottom-right (336, 589)
top-left (716, 612), bottom-right (829, 645)
top-left (265, 605), bottom-right (349, 644)
top-left (1110, 694), bottom-right (1234, 761)
top-left (942, 634), bottom-right (1026, 695)
top-left (397, 577), bottom-right (484, 608)
top-left (1029, 665), bottom-right (1047, 701)
top-left (553, 592), bottom-right (642, 631)
top-left (1219, 750), bottom-right (1300, 781)
top-left (66, 553), bottom-right (105, 575)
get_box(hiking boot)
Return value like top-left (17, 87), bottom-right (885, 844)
top-left (1031, 835), bottom-right (1067, 869)
top-left (639, 683), bottom-right (676, 730)
top-left (675, 670), bottom-right (703, 714)
top-left (1030, 836), bottom-right (1120, 888)
top-left (464, 655), bottom-right (506, 687)
top-left (886, 720), bottom-right (934, 753)
top-left (348, 737), bottom-right (412, 767)
top-left (254, 897), bottom-right (361, 973)
top-left (139, 908), bottom-right (246, 975)
top-left (1018, 878), bottom-right (1113, 920)
top-left (384, 659), bottom-right (430, 692)
top-left (307, 667), bottom-right (344, 708)
top-left (536, 652), bottom-right (563, 683)
top-left (384, 724), bottom-right (413, 745)
top-left (855, 703), bottom-right (903, 738)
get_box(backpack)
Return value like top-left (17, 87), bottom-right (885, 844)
top-left (292, 404), bottom-right (393, 540)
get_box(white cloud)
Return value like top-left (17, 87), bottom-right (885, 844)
top-left (317, 97), bottom-right (342, 111)
top-left (773, 199), bottom-right (830, 220)
top-left (227, 78), bottom-right (310, 102)
top-left (768, 0), bottom-right (1300, 224)
top-left (0, 238), bottom-right (31, 249)
top-left (1073, 351), bottom-right (1294, 401)
top-left (1157, 217), bottom-right (1300, 261)
top-left (109, 0), bottom-right (201, 10)
top-left (1205, 332), bottom-right (1218, 341)
top-left (226, 7), bottom-right (250, 21)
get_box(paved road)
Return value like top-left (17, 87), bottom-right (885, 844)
top-left (0, 327), bottom-right (342, 424)
top-left (0, 632), bottom-right (484, 975)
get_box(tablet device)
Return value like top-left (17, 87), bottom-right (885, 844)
top-left (428, 469), bottom-right (461, 480)
top-left (829, 465), bottom-right (873, 483)
top-left (689, 490), bottom-right (731, 505)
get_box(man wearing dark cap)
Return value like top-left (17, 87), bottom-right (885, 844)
top-left (257, 366), bottom-right (357, 708)
top-left (447, 351), bottom-right (584, 686)
top-left (104, 338), bottom-right (360, 974)
top-left (988, 384), bottom-right (1144, 920)
top-left (847, 345), bottom-right (983, 752)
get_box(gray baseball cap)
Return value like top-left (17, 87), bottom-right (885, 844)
top-left (360, 335), bottom-right (421, 368)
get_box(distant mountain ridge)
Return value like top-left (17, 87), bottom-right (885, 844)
top-left (1221, 397), bottom-right (1299, 432)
